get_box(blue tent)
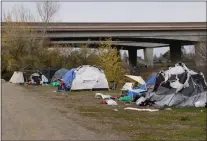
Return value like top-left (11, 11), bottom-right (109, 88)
top-left (126, 74), bottom-right (158, 97)
top-left (62, 68), bottom-right (76, 89)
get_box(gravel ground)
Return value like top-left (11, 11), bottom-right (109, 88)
top-left (2, 83), bottom-right (122, 140)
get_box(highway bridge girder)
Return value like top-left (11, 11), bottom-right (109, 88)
top-left (49, 36), bottom-right (195, 46)
top-left (50, 40), bottom-right (168, 48)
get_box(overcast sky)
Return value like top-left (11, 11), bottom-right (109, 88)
top-left (2, 2), bottom-right (206, 58)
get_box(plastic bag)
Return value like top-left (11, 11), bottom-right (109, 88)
top-left (106, 99), bottom-right (118, 105)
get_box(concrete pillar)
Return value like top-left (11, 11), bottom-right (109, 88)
top-left (144, 48), bottom-right (154, 67)
top-left (128, 48), bottom-right (137, 66)
top-left (170, 43), bottom-right (182, 64)
top-left (116, 48), bottom-right (121, 56)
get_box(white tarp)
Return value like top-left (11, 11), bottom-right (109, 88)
top-left (9, 71), bottom-right (24, 83)
top-left (71, 65), bottom-right (109, 90)
top-left (41, 75), bottom-right (48, 83)
top-left (125, 75), bottom-right (145, 85)
top-left (95, 93), bottom-right (111, 99)
top-left (121, 82), bottom-right (133, 91)
top-left (106, 99), bottom-right (118, 105)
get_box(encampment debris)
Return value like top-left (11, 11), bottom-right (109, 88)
top-left (106, 99), bottom-right (118, 105)
top-left (119, 62), bottom-right (207, 108)
top-left (124, 107), bottom-right (159, 112)
top-left (95, 93), bottom-right (111, 99)
top-left (145, 62), bottom-right (207, 107)
top-left (113, 109), bottom-right (118, 112)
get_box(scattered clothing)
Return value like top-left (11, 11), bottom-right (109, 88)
top-left (119, 96), bottom-right (133, 102)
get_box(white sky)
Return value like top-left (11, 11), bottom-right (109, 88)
top-left (2, 1), bottom-right (206, 58)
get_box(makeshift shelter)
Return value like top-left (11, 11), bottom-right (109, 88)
top-left (30, 73), bottom-right (48, 84)
top-left (145, 62), bottom-right (207, 107)
top-left (71, 65), bottom-right (109, 90)
top-left (125, 74), bottom-right (157, 99)
top-left (51, 68), bottom-right (69, 82)
top-left (9, 71), bottom-right (25, 84)
top-left (125, 75), bottom-right (145, 85)
top-left (121, 82), bottom-right (133, 91)
top-left (62, 68), bottom-right (76, 89)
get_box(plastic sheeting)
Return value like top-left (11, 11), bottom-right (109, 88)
top-left (125, 75), bottom-right (145, 85)
top-left (136, 97), bottom-right (147, 105)
top-left (106, 99), bottom-right (118, 105)
top-left (62, 68), bottom-right (76, 88)
top-left (121, 82), bottom-right (133, 91)
top-left (41, 75), bottom-right (49, 83)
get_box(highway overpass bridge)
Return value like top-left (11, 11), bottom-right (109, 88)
top-left (2, 22), bottom-right (206, 66)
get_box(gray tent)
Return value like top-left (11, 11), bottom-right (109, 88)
top-left (51, 68), bottom-right (69, 82)
top-left (145, 62), bottom-right (207, 107)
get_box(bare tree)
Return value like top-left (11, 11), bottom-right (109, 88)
top-left (36, 1), bottom-right (60, 41)
top-left (36, 1), bottom-right (60, 23)
top-left (2, 4), bottom-right (45, 71)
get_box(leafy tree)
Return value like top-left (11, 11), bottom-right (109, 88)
top-left (98, 38), bottom-right (129, 87)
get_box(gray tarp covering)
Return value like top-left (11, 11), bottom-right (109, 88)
top-left (145, 62), bottom-right (207, 107)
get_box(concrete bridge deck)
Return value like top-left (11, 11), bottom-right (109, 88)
top-left (2, 22), bottom-right (206, 66)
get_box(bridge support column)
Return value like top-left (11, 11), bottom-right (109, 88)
top-left (144, 48), bottom-right (153, 67)
top-left (170, 43), bottom-right (182, 64)
top-left (128, 48), bottom-right (137, 66)
top-left (116, 48), bottom-right (121, 56)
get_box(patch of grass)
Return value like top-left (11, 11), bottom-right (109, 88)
top-left (78, 106), bottom-right (110, 113)
top-left (29, 86), bottom-right (207, 140)
top-left (180, 116), bottom-right (190, 121)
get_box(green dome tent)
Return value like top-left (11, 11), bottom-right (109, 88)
top-left (51, 68), bottom-right (69, 82)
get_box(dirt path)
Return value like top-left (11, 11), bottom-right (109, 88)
top-left (2, 83), bottom-right (121, 140)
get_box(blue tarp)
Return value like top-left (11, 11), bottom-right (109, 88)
top-left (62, 68), bottom-right (76, 89)
top-left (126, 74), bottom-right (158, 97)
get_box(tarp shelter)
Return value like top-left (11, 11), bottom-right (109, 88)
top-left (9, 71), bottom-right (25, 83)
top-left (146, 62), bottom-right (207, 107)
top-left (62, 68), bottom-right (76, 89)
top-left (125, 75), bottom-right (145, 85)
top-left (121, 82), bottom-right (133, 91)
top-left (126, 74), bottom-right (157, 98)
top-left (71, 65), bottom-right (109, 90)
top-left (51, 68), bottom-right (69, 82)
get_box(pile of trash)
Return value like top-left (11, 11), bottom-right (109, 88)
top-left (95, 62), bottom-right (207, 109)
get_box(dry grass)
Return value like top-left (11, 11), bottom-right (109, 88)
top-left (23, 85), bottom-right (206, 140)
